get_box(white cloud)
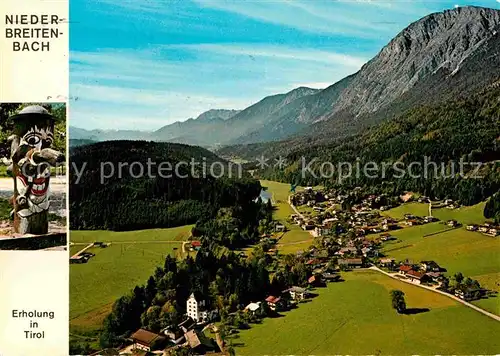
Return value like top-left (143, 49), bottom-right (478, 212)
top-left (70, 83), bottom-right (254, 130)
top-left (70, 44), bottom-right (367, 129)
top-left (167, 43), bottom-right (368, 69)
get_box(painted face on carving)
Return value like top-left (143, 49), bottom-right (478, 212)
top-left (16, 125), bottom-right (54, 217)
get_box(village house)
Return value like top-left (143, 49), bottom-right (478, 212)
top-left (380, 233), bottom-right (395, 242)
top-left (398, 265), bottom-right (413, 275)
top-left (322, 272), bottom-right (341, 282)
top-left (308, 275), bottom-right (323, 287)
top-left (478, 225), bottom-right (490, 233)
top-left (361, 247), bottom-right (373, 257)
top-left (467, 224), bottom-right (479, 231)
top-left (379, 258), bottom-right (395, 268)
top-left (265, 296), bottom-right (283, 311)
top-left (184, 329), bottom-right (218, 354)
top-left (305, 259), bottom-right (325, 269)
top-left (336, 247), bottom-right (357, 256)
top-left (283, 286), bottom-right (309, 301)
top-left (423, 216), bottom-right (437, 223)
top-left (161, 326), bottom-right (185, 345)
top-left (454, 288), bottom-right (484, 301)
top-left (190, 241), bottom-right (202, 251)
top-left (405, 219), bottom-right (421, 226)
top-left (405, 270), bottom-right (430, 284)
top-left (312, 226), bottom-right (330, 237)
top-left (420, 260), bottom-right (441, 272)
top-left (425, 271), bottom-right (442, 283)
top-left (129, 329), bottom-right (165, 352)
top-left (244, 301), bottom-right (262, 315)
top-left (338, 258), bottom-right (364, 269)
top-left (447, 220), bottom-right (459, 227)
top-left (301, 223), bottom-right (315, 231)
top-left (487, 228), bottom-right (499, 237)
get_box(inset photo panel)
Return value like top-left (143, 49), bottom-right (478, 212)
top-left (0, 102), bottom-right (67, 250)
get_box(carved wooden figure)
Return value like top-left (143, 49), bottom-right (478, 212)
top-left (8, 105), bottom-right (64, 235)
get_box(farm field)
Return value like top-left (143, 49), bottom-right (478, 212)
top-left (70, 226), bottom-right (191, 331)
top-left (70, 225), bottom-right (192, 244)
top-left (260, 180), bottom-right (312, 245)
top-left (383, 202), bottom-right (430, 219)
top-left (384, 201), bottom-right (487, 226)
top-left (432, 202), bottom-right (487, 225)
top-left (378, 206), bottom-right (500, 315)
top-left (277, 240), bottom-right (313, 255)
top-left (233, 270), bottom-right (500, 355)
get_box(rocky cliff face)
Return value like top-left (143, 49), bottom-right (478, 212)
top-left (332, 6), bottom-right (500, 117)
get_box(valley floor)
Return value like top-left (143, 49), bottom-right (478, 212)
top-left (232, 270), bottom-right (500, 355)
top-left (69, 226), bottom-right (192, 333)
top-left (380, 202), bottom-right (500, 316)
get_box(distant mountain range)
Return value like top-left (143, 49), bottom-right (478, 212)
top-left (71, 6), bottom-right (500, 151)
top-left (70, 88), bottom-right (321, 147)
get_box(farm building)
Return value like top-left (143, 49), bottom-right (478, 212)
top-left (398, 265), bottom-right (413, 275)
top-left (338, 258), bottom-right (364, 269)
top-left (379, 258), bottom-right (395, 268)
top-left (405, 270), bottom-right (430, 284)
top-left (129, 328), bottom-right (165, 352)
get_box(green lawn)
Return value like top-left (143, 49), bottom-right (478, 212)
top-left (70, 226), bottom-right (192, 331)
top-left (233, 270), bottom-right (500, 355)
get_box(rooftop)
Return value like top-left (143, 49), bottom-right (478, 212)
top-left (130, 329), bottom-right (161, 345)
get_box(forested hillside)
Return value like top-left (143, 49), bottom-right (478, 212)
top-left (257, 85), bottom-right (500, 206)
top-left (69, 141), bottom-right (261, 231)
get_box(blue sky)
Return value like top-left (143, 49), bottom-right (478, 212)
top-left (70, 0), bottom-right (500, 130)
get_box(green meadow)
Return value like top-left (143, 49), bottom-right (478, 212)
top-left (382, 202), bottom-right (500, 315)
top-left (383, 202), bottom-right (430, 219)
top-left (432, 202), bottom-right (487, 225)
top-left (260, 180), bottom-right (312, 245)
top-left (384, 201), bottom-right (487, 225)
top-left (233, 270), bottom-right (500, 355)
top-left (70, 226), bottom-right (192, 331)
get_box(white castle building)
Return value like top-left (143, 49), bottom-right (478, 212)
top-left (186, 292), bottom-right (209, 322)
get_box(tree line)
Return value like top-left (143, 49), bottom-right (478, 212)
top-left (70, 140), bottom-right (261, 230)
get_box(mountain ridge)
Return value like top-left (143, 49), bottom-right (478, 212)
top-left (70, 6), bottom-right (500, 149)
